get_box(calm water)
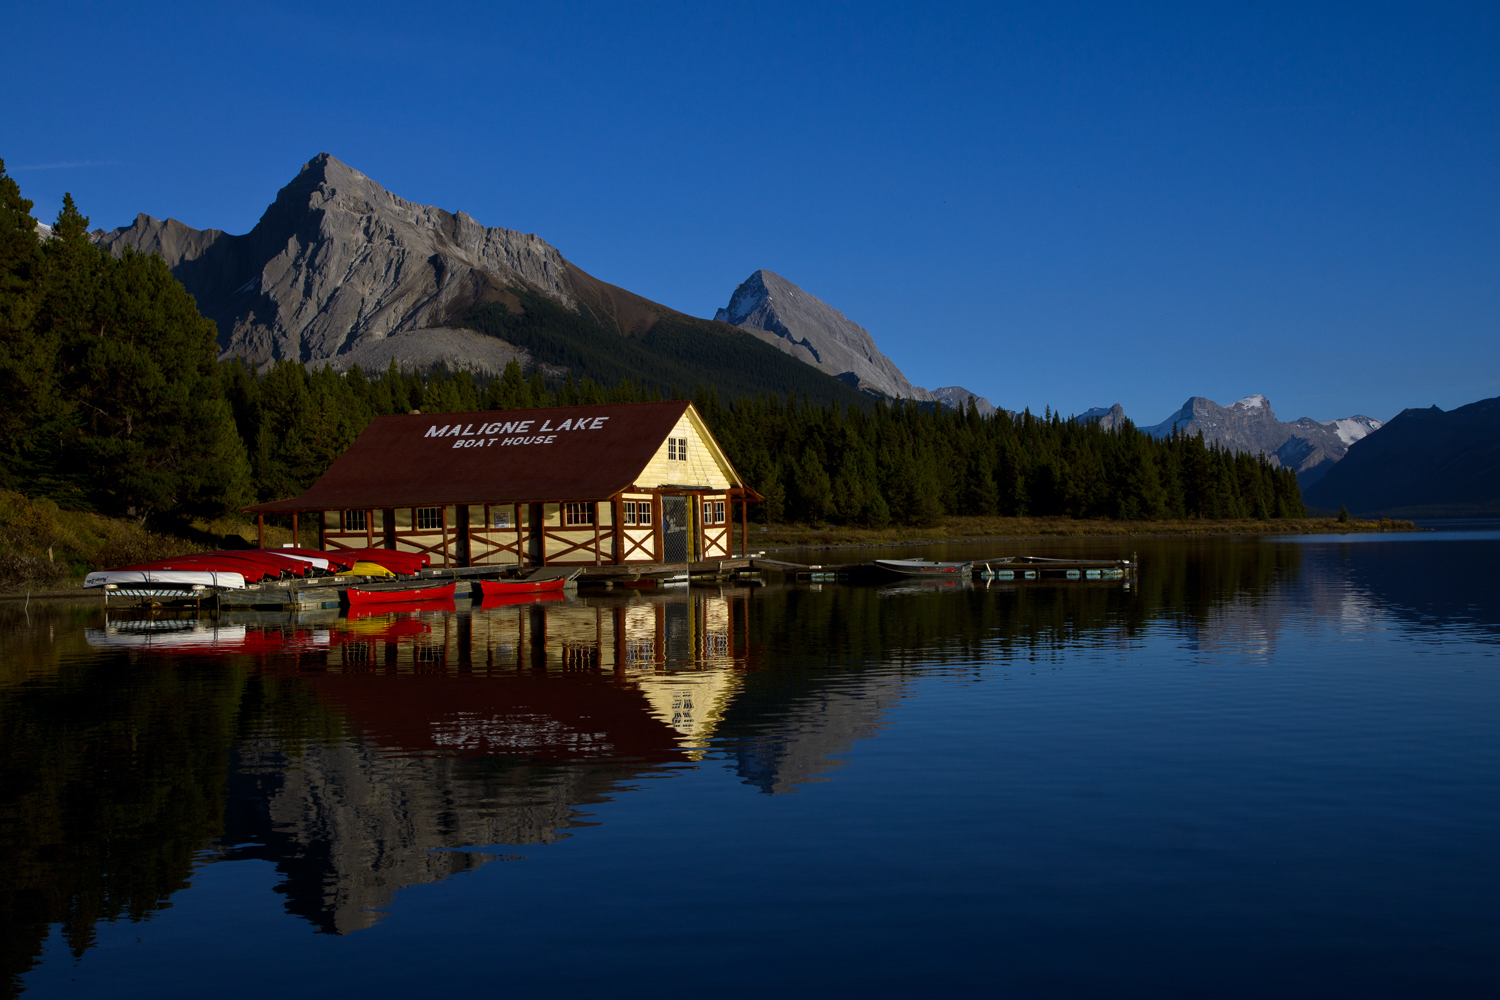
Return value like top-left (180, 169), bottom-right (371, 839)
top-left (2, 525), bottom-right (1497, 998)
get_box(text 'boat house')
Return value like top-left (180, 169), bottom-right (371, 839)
top-left (247, 401), bottom-right (760, 568)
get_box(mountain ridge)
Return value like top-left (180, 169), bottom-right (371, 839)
top-left (90, 154), bottom-right (880, 407)
top-left (1079, 395), bottom-right (1382, 487)
top-left (1304, 395), bottom-right (1500, 516)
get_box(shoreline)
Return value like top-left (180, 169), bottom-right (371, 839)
top-left (746, 515), bottom-right (1419, 554)
top-left (0, 516), bottom-right (1418, 604)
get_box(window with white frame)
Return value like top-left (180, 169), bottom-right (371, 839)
top-left (343, 509), bottom-right (367, 532)
top-left (564, 502), bottom-right (595, 526)
top-left (667, 436), bottom-right (687, 461)
top-left (624, 500), bottom-right (654, 526)
top-left (415, 507), bottom-right (443, 531)
top-left (704, 500), bottom-right (726, 525)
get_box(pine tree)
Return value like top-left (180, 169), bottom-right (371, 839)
top-left (65, 245), bottom-right (252, 518)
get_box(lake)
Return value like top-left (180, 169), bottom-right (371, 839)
top-left (2, 524), bottom-right (1497, 998)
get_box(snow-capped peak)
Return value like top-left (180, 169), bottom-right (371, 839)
top-left (1234, 394), bottom-right (1269, 410)
top-left (1318, 415), bottom-right (1383, 446)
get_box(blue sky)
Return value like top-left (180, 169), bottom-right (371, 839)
top-left (5, 1), bottom-right (1496, 423)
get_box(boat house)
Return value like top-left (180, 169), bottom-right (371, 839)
top-left (247, 401), bottom-right (759, 568)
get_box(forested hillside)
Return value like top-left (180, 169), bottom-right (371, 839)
top-left (1, 161), bottom-right (1304, 552)
top-left (456, 287), bottom-right (877, 407)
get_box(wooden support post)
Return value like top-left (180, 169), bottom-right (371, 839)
top-left (366, 511), bottom-right (374, 549)
top-left (612, 494), bottom-right (624, 566)
top-left (593, 503), bottom-right (601, 566)
top-left (653, 494), bottom-right (663, 562)
top-left (291, 512), bottom-right (298, 548)
top-left (740, 492), bottom-right (748, 557)
top-left (257, 513), bottom-right (264, 548)
top-left (441, 507), bottom-right (450, 568)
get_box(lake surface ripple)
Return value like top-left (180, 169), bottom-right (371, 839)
top-left (3, 525), bottom-right (1497, 998)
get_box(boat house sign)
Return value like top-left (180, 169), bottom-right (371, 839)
top-left (426, 415), bottom-right (611, 449)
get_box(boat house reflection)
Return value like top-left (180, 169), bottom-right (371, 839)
top-left (323, 590), bottom-right (751, 679)
top-left (87, 592), bottom-right (753, 933)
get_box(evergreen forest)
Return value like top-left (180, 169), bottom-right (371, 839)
top-left (0, 162), bottom-right (1305, 540)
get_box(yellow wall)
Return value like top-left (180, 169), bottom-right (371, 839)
top-left (636, 410), bottom-right (737, 490)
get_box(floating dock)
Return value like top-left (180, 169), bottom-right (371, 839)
top-left (105, 553), bottom-right (1137, 610)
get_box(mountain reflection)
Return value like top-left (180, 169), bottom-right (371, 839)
top-left (0, 538), bottom-right (1332, 993)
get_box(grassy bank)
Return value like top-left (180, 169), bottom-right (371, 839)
top-left (0, 490), bottom-right (308, 593)
top-left (743, 515), bottom-right (1418, 552)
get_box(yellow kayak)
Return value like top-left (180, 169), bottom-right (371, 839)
top-left (335, 560), bottom-right (397, 578)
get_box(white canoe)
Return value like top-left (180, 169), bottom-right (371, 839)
top-left (83, 569), bottom-right (247, 590)
top-left (267, 551), bottom-right (331, 570)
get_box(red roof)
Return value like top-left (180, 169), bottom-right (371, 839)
top-left (248, 401), bottom-right (731, 513)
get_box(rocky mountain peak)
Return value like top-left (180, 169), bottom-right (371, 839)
top-left (92, 153), bottom-right (576, 363)
top-left (714, 270), bottom-right (934, 402)
top-left (1077, 403), bottom-right (1128, 429)
top-left (930, 387), bottom-right (1001, 417)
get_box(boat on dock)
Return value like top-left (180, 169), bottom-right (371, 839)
top-left (873, 558), bottom-right (974, 577)
top-left (345, 581), bottom-right (458, 606)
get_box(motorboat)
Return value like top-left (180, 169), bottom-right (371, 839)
top-left (873, 558), bottom-right (974, 577)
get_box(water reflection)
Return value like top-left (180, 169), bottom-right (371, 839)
top-left (4, 530), bottom-right (1498, 995)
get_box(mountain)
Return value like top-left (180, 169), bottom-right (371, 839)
top-left (1303, 395), bottom-right (1500, 516)
top-left (92, 153), bottom-right (578, 361)
top-left (1077, 404), bottom-right (1128, 430)
top-left (1081, 395), bottom-right (1382, 487)
top-left (929, 386), bottom-right (1000, 417)
top-left (713, 269), bottom-right (1002, 410)
top-left (713, 270), bottom-right (933, 401)
top-left (91, 154), bottom-right (872, 407)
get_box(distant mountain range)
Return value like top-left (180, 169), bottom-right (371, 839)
top-left (1078, 395), bottom-right (1383, 488)
top-left (1304, 395), bottom-right (1500, 516)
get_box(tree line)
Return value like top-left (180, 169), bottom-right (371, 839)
top-left (1, 161), bottom-right (1304, 529)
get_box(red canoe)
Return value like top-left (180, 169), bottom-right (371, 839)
top-left (477, 577), bottom-right (567, 598)
top-left (345, 581), bottom-right (458, 606)
top-left (121, 556), bottom-right (279, 583)
top-left (335, 547), bottom-right (431, 575)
